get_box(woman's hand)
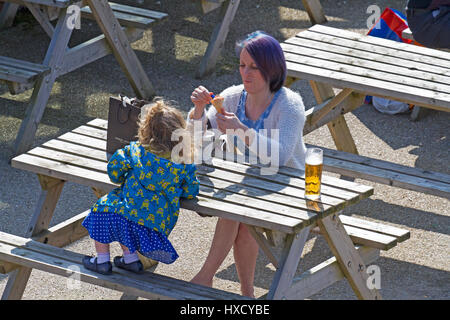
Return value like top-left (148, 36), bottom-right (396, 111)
top-left (190, 86), bottom-right (211, 119)
top-left (216, 110), bottom-right (247, 133)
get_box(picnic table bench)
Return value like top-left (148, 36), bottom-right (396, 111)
top-left (0, 118), bottom-right (410, 300)
top-left (0, 0), bottom-right (167, 156)
top-left (281, 24), bottom-right (450, 199)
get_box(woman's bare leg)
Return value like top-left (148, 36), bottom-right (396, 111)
top-left (190, 218), bottom-right (240, 287)
top-left (233, 223), bottom-right (259, 297)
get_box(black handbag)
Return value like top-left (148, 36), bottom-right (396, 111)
top-left (106, 94), bottom-right (150, 155)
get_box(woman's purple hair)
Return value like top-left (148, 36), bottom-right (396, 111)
top-left (235, 31), bottom-right (287, 92)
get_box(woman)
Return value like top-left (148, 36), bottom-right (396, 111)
top-left (188, 31), bottom-right (307, 297)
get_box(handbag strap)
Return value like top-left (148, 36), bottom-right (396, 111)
top-left (116, 100), bottom-right (132, 124)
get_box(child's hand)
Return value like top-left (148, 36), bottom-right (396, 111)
top-left (190, 86), bottom-right (211, 119)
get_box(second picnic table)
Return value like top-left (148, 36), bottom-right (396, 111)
top-left (281, 24), bottom-right (450, 154)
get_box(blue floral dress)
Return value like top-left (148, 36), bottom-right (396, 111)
top-left (82, 141), bottom-right (200, 264)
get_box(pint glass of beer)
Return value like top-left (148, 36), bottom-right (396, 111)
top-left (305, 147), bottom-right (323, 200)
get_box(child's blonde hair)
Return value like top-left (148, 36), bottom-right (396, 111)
top-left (138, 98), bottom-right (193, 162)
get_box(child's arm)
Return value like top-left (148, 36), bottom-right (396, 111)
top-left (107, 146), bottom-right (132, 184)
top-left (180, 165), bottom-right (200, 199)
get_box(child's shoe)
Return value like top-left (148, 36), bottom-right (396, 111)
top-left (113, 256), bottom-right (145, 274)
top-left (82, 255), bottom-right (112, 275)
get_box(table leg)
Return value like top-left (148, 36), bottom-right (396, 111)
top-left (2, 176), bottom-right (65, 300)
top-left (196, 0), bottom-right (241, 79)
top-left (317, 214), bottom-right (382, 300)
top-left (0, 2), bottom-right (19, 28)
top-left (266, 226), bottom-right (311, 300)
top-left (86, 0), bottom-right (155, 99)
top-left (13, 9), bottom-right (75, 156)
top-left (309, 81), bottom-right (359, 155)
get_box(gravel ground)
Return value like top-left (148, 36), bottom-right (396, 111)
top-left (0, 0), bottom-right (449, 300)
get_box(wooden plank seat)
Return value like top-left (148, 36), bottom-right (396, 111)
top-left (0, 231), bottom-right (250, 300)
top-left (80, 2), bottom-right (168, 29)
top-left (308, 143), bottom-right (450, 199)
top-left (0, 56), bottom-right (50, 94)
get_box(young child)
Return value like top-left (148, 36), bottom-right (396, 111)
top-left (82, 98), bottom-right (199, 275)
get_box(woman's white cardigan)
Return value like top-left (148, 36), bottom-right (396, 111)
top-left (187, 84), bottom-right (307, 171)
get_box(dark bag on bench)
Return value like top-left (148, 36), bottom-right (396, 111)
top-left (106, 95), bottom-right (150, 155)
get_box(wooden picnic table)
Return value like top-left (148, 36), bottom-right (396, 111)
top-left (0, 118), bottom-right (403, 300)
top-left (281, 24), bottom-right (450, 154)
top-left (0, 0), bottom-right (167, 156)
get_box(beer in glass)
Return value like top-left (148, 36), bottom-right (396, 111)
top-left (305, 147), bottom-right (323, 200)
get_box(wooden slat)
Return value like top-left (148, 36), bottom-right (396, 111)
top-left (317, 215), bottom-right (382, 299)
top-left (339, 215), bottom-right (410, 243)
top-left (0, 66), bottom-right (37, 83)
top-left (108, 2), bottom-right (168, 20)
top-left (57, 131), bottom-right (106, 150)
top-left (0, 56), bottom-right (50, 74)
top-left (312, 221), bottom-right (402, 251)
top-left (42, 139), bottom-right (108, 162)
top-left (199, 0), bottom-right (223, 14)
top-left (285, 53), bottom-right (450, 107)
top-left (314, 144), bottom-right (450, 185)
top-left (286, 60), bottom-right (450, 112)
top-left (0, 0), bottom-right (76, 8)
top-left (197, 171), bottom-right (330, 217)
top-left (88, 117), bottom-right (369, 197)
top-left (199, 181), bottom-right (316, 224)
top-left (284, 246), bottom-right (379, 300)
top-left (340, 225), bottom-right (397, 250)
top-left (27, 146), bottom-right (107, 173)
top-left (208, 157), bottom-right (365, 202)
top-left (81, 6), bottom-right (155, 29)
top-left (11, 153), bottom-right (115, 191)
top-left (182, 196), bottom-right (303, 233)
top-left (301, 0), bottom-right (327, 25)
top-left (12, 147), bottom-right (306, 232)
top-left (310, 24), bottom-right (450, 66)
